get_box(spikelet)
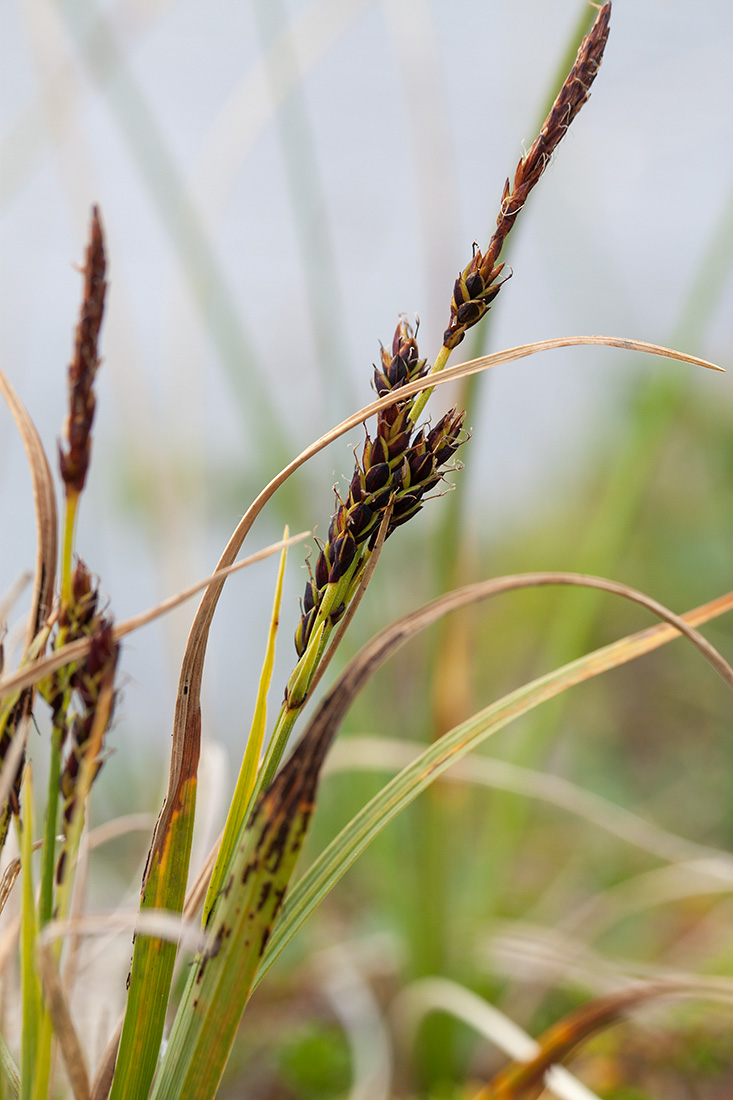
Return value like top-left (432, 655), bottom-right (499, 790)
top-left (444, 3), bottom-right (611, 350)
top-left (58, 206), bottom-right (107, 496)
top-left (295, 319), bottom-right (467, 657)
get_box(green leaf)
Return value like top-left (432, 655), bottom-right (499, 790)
top-left (18, 769), bottom-right (42, 1100)
top-left (108, 775), bottom-right (197, 1100)
top-left (150, 746), bottom-right (319, 1100)
top-left (204, 528), bottom-right (289, 923)
top-left (255, 584), bottom-right (733, 984)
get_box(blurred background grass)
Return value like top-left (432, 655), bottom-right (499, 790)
top-left (2, 0), bottom-right (733, 1095)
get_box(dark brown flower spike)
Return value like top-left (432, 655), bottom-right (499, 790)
top-left (40, 559), bottom-right (118, 884)
top-left (58, 206), bottom-right (107, 496)
top-left (294, 319), bottom-right (467, 657)
top-left (444, 2), bottom-right (611, 350)
top-left (56, 619), bottom-right (117, 880)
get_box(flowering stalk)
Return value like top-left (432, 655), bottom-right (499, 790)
top-left (58, 206), bottom-right (106, 609)
top-left (37, 208), bottom-right (112, 928)
top-left (252, 319), bottom-right (467, 804)
top-left (206, 2), bottom-right (611, 925)
top-left (410, 1), bottom-right (611, 425)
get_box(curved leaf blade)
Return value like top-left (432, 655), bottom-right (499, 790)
top-left (257, 583), bottom-right (733, 983)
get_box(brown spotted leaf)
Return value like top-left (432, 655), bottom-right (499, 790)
top-left (149, 573), bottom-right (730, 1100)
top-left (148, 752), bottom-right (317, 1100)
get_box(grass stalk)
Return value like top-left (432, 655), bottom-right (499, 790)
top-left (408, 344), bottom-right (452, 425)
top-left (37, 728), bottom-right (62, 928)
top-left (0, 1033), bottom-right (20, 1100)
top-left (409, 8), bottom-right (614, 1078)
top-left (18, 770), bottom-right (42, 1100)
top-left (59, 493), bottom-right (78, 613)
top-left (203, 530), bottom-right (290, 923)
top-left (251, 0), bottom-right (355, 418)
top-left (256, 585), bottom-right (733, 987)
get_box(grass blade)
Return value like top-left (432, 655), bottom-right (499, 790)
top-left (55, 1), bottom-right (290, 472)
top-left (35, 941), bottom-right (89, 1100)
top-left (0, 1033), bottom-right (20, 1100)
top-left (0, 533), bottom-right (308, 703)
top-left (257, 581), bottom-right (733, 983)
top-left (0, 367), bottom-right (57, 854)
top-left (18, 768), bottom-right (42, 1100)
top-left (0, 368), bottom-right (57, 650)
top-left (325, 737), bottom-right (733, 867)
top-left (474, 984), bottom-right (696, 1100)
top-left (203, 527), bottom-right (289, 922)
top-left (108, 782), bottom-right (198, 1099)
top-left (150, 750), bottom-right (320, 1099)
top-left (393, 976), bottom-right (602, 1100)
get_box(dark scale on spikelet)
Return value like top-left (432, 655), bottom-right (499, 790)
top-left (55, 613), bottom-right (118, 885)
top-left (36, 560), bottom-right (118, 884)
top-left (294, 319), bottom-right (467, 657)
top-left (444, 243), bottom-right (510, 350)
top-left (42, 561), bottom-right (102, 752)
top-left (58, 620), bottom-right (117, 813)
top-left (0, 694), bottom-right (31, 818)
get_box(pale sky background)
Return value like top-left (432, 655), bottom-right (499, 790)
top-left (2, 0), bottom-right (732, 778)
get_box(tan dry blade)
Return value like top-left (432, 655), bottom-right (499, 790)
top-left (36, 939), bottom-right (90, 1100)
top-left (474, 982), bottom-right (704, 1100)
top-left (255, 583), bottom-right (733, 985)
top-left (1, 336), bottom-right (719, 711)
top-left (0, 858), bottom-right (20, 920)
top-left (0, 367), bottom-right (57, 649)
top-left (298, 572), bottom-right (733, 756)
top-left (0, 532), bottom-right (309, 702)
top-left (0, 368), bottom-right (57, 836)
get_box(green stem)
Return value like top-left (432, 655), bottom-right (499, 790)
top-left (60, 491), bottom-right (78, 610)
top-left (38, 726), bottom-right (63, 927)
top-left (251, 554), bottom-right (366, 807)
top-left (203, 534), bottom-right (289, 923)
top-left (410, 344), bottom-right (452, 425)
top-left (18, 775), bottom-right (42, 1100)
top-left (256, 698), bottom-right (305, 799)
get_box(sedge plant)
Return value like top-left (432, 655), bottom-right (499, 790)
top-left (1, 4), bottom-right (733, 1097)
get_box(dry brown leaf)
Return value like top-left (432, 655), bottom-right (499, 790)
top-left (0, 367), bottom-right (57, 649)
top-left (474, 982), bottom-right (714, 1100)
top-left (296, 572), bottom-right (733, 770)
top-left (0, 531), bottom-right (309, 702)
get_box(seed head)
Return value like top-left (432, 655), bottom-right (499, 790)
top-left (295, 320), bottom-right (468, 656)
top-left (59, 206), bottom-right (107, 496)
top-left (444, 3), bottom-right (611, 349)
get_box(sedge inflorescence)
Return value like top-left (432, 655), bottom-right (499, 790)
top-left (294, 318), bottom-right (467, 658)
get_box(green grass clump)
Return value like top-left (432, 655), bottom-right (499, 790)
top-left (2, 5), bottom-right (733, 1099)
